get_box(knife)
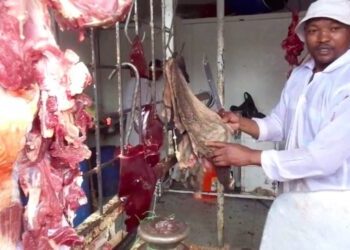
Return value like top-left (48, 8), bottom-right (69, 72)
top-left (203, 55), bottom-right (232, 188)
top-left (203, 55), bottom-right (224, 112)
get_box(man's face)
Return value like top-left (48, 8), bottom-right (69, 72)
top-left (304, 18), bottom-right (350, 72)
top-left (149, 69), bottom-right (162, 81)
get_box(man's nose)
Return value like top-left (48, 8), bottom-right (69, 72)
top-left (318, 30), bottom-right (331, 42)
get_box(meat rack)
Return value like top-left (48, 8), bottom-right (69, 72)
top-left (72, 0), bottom-right (176, 248)
top-left (70, 0), bottom-right (254, 248)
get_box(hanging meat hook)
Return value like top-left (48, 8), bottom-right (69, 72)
top-left (125, 0), bottom-right (146, 44)
top-left (108, 62), bottom-right (142, 144)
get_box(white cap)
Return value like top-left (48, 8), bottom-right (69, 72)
top-left (295, 0), bottom-right (350, 42)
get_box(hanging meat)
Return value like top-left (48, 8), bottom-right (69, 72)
top-left (21, 0), bottom-right (92, 248)
top-left (0, 1), bottom-right (40, 248)
top-left (0, 0), bottom-right (93, 248)
top-left (117, 144), bottom-right (157, 233)
top-left (281, 11), bottom-right (304, 67)
top-left (117, 83), bottom-right (163, 232)
top-left (47, 0), bottom-right (133, 30)
top-left (129, 35), bottom-right (150, 79)
top-left (0, 87), bottom-right (39, 249)
top-left (163, 57), bottom-right (231, 190)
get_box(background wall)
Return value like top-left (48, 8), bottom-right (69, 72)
top-left (177, 12), bottom-right (298, 114)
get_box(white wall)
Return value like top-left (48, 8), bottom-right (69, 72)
top-left (177, 12), bottom-right (297, 114)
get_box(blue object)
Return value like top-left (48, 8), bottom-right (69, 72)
top-left (73, 160), bottom-right (92, 227)
top-left (226, 0), bottom-right (285, 15)
top-left (91, 145), bottom-right (120, 197)
top-left (19, 187), bottom-right (28, 206)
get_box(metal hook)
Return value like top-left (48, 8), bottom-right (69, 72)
top-left (125, 0), bottom-right (146, 44)
top-left (108, 62), bottom-right (142, 144)
top-left (164, 16), bottom-right (175, 56)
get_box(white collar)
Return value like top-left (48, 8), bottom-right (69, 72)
top-left (301, 49), bottom-right (350, 73)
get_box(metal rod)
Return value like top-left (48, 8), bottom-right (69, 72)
top-left (161, 0), bottom-right (172, 158)
top-left (90, 28), bottom-right (104, 215)
top-left (124, 0), bottom-right (145, 44)
top-left (163, 0), bottom-right (176, 57)
top-left (233, 132), bottom-right (242, 192)
top-left (134, 0), bottom-right (139, 36)
top-left (166, 189), bottom-right (275, 200)
top-left (165, 17), bottom-right (175, 56)
top-left (121, 62), bottom-right (141, 144)
top-left (107, 62), bottom-right (141, 144)
top-left (82, 156), bottom-right (118, 178)
top-left (137, 67), bottom-right (142, 145)
top-left (97, 64), bottom-right (116, 69)
top-left (217, 0), bottom-right (225, 247)
top-left (124, 1), bottom-right (134, 44)
top-left (150, 0), bottom-right (156, 103)
top-left (217, 0), bottom-right (225, 103)
top-left (114, 23), bottom-right (127, 234)
top-left (115, 23), bottom-right (124, 154)
top-left (217, 181), bottom-right (224, 247)
top-left (148, 0), bottom-right (162, 216)
top-left (161, 0), bottom-right (167, 62)
top-left (151, 179), bottom-right (162, 214)
top-left (162, 0), bottom-right (175, 157)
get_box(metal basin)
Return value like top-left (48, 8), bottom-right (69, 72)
top-left (137, 217), bottom-right (189, 249)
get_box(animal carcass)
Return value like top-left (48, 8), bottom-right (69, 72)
top-left (163, 57), bottom-right (231, 190)
top-left (0, 0), bottom-right (93, 248)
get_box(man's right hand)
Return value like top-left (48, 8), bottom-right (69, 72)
top-left (218, 110), bottom-right (240, 134)
top-left (218, 109), bottom-right (260, 140)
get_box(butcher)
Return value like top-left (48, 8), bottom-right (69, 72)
top-left (206, 0), bottom-right (350, 193)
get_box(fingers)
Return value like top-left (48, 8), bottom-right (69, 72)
top-left (218, 108), bottom-right (226, 117)
top-left (211, 154), bottom-right (230, 166)
top-left (222, 111), bottom-right (240, 123)
top-left (205, 141), bottom-right (227, 148)
top-left (211, 156), bottom-right (224, 166)
top-left (207, 142), bottom-right (230, 166)
top-left (221, 113), bottom-right (233, 122)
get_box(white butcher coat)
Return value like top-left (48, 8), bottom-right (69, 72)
top-left (254, 49), bottom-right (350, 192)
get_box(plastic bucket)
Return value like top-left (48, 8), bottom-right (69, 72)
top-left (226, 0), bottom-right (286, 15)
top-left (90, 145), bottom-right (120, 197)
top-left (73, 160), bottom-right (92, 226)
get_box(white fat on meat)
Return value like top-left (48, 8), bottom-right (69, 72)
top-left (36, 49), bottom-right (90, 111)
top-left (68, 62), bottom-right (91, 95)
top-left (24, 0), bottom-right (56, 46)
top-left (26, 170), bottom-right (42, 230)
top-left (2, 0), bottom-right (28, 39)
top-left (47, 0), bottom-right (133, 29)
top-left (63, 175), bottom-right (87, 225)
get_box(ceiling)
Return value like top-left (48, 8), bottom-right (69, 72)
top-left (137, 0), bottom-right (314, 20)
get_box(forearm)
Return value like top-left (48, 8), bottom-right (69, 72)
top-left (239, 117), bottom-right (260, 139)
top-left (248, 149), bottom-right (262, 166)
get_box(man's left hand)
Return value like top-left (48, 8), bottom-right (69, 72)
top-left (205, 141), bottom-right (261, 167)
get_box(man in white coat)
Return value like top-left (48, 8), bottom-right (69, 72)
top-left (206, 0), bottom-right (350, 193)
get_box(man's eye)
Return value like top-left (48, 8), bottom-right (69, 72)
top-left (307, 29), bottom-right (317, 34)
top-left (331, 26), bottom-right (341, 32)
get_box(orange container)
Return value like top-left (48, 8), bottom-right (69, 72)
top-left (194, 159), bottom-right (217, 202)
